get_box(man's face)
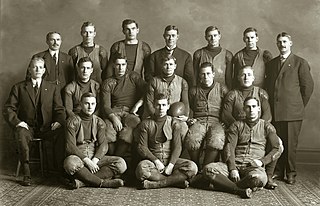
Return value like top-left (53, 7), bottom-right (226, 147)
top-left (238, 67), bottom-right (254, 87)
top-left (163, 29), bottom-right (179, 48)
top-left (123, 23), bottom-right (139, 41)
top-left (277, 36), bottom-right (292, 55)
top-left (154, 98), bottom-right (170, 118)
top-left (162, 59), bottom-right (176, 77)
top-left (243, 31), bottom-right (258, 50)
top-left (46, 33), bottom-right (61, 51)
top-left (29, 60), bottom-right (46, 79)
top-left (244, 99), bottom-right (260, 121)
top-left (81, 26), bottom-right (96, 43)
top-left (199, 66), bottom-right (214, 87)
top-left (81, 96), bottom-right (96, 116)
top-left (114, 58), bottom-right (127, 77)
top-left (78, 61), bottom-right (93, 81)
top-left (205, 30), bottom-right (221, 47)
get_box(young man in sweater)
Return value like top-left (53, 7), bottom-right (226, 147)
top-left (69, 21), bottom-right (108, 83)
top-left (64, 93), bottom-right (126, 189)
top-left (200, 97), bottom-right (281, 198)
top-left (135, 93), bottom-right (198, 189)
top-left (233, 27), bottom-right (272, 88)
top-left (185, 62), bottom-right (228, 169)
top-left (103, 19), bottom-right (151, 80)
top-left (193, 26), bottom-right (233, 89)
top-left (64, 57), bottom-right (100, 118)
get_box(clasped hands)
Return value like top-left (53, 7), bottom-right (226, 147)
top-left (154, 159), bottom-right (174, 175)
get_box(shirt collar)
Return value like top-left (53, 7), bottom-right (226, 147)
top-left (165, 45), bottom-right (176, 51)
top-left (48, 49), bottom-right (59, 57)
top-left (280, 52), bottom-right (291, 59)
top-left (31, 78), bottom-right (42, 87)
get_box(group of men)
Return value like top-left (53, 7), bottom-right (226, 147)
top-left (3, 19), bottom-right (314, 199)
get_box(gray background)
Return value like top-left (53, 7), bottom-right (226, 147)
top-left (1, 0), bottom-right (319, 169)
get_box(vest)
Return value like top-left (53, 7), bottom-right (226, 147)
top-left (199, 48), bottom-right (227, 85)
top-left (75, 45), bottom-right (102, 83)
top-left (235, 49), bottom-right (266, 88)
top-left (235, 120), bottom-right (267, 165)
top-left (153, 75), bottom-right (185, 104)
top-left (193, 82), bottom-right (223, 119)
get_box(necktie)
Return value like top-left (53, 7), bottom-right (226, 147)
top-left (34, 81), bottom-right (39, 95)
top-left (53, 53), bottom-right (57, 65)
top-left (280, 55), bottom-right (286, 67)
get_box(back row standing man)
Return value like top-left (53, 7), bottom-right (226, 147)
top-left (31, 31), bottom-right (74, 91)
top-left (69, 21), bottom-right (108, 83)
top-left (233, 27), bottom-right (273, 88)
top-left (266, 32), bottom-right (314, 185)
top-left (103, 19), bottom-right (151, 80)
top-left (146, 25), bottom-right (194, 87)
top-left (193, 26), bottom-right (233, 90)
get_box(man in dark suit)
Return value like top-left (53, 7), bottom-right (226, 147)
top-left (31, 31), bottom-right (74, 90)
top-left (3, 57), bottom-right (66, 186)
top-left (146, 25), bottom-right (194, 87)
top-left (265, 32), bottom-right (314, 184)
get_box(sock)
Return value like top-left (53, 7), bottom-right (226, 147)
top-left (203, 149), bottom-right (220, 165)
top-left (101, 179), bottom-right (124, 188)
top-left (74, 167), bottom-right (102, 187)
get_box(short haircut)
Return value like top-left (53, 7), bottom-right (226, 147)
top-left (243, 96), bottom-right (260, 106)
top-left (238, 65), bottom-right (253, 76)
top-left (205, 26), bottom-right (220, 35)
top-left (81, 21), bottom-right (95, 31)
top-left (164, 25), bottom-right (179, 35)
top-left (199, 62), bottom-right (214, 72)
top-left (113, 53), bottom-right (127, 63)
top-left (122, 19), bottom-right (138, 30)
top-left (81, 92), bottom-right (96, 102)
top-left (77, 57), bottom-right (93, 68)
top-left (46, 31), bottom-right (61, 41)
top-left (163, 55), bottom-right (176, 64)
top-left (243, 27), bottom-right (258, 37)
top-left (154, 93), bottom-right (169, 103)
top-left (28, 56), bottom-right (45, 68)
top-left (276, 32), bottom-right (291, 41)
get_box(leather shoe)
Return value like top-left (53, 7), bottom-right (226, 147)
top-left (21, 176), bottom-right (31, 186)
top-left (286, 175), bottom-right (296, 184)
top-left (265, 180), bottom-right (278, 190)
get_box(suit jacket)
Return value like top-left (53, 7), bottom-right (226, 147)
top-left (146, 47), bottom-right (194, 86)
top-left (3, 80), bottom-right (66, 131)
top-left (265, 53), bottom-right (314, 121)
top-left (31, 50), bottom-right (74, 88)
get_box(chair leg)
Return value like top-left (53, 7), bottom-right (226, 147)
top-left (16, 161), bottom-right (21, 177)
top-left (39, 140), bottom-right (44, 176)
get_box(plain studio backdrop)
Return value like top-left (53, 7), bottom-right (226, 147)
top-left (0, 0), bottom-right (319, 169)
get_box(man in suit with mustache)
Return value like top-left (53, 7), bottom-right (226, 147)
top-left (30, 31), bottom-right (74, 90)
top-left (265, 32), bottom-right (314, 185)
top-left (3, 57), bottom-right (66, 186)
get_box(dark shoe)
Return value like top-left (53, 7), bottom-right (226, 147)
top-left (265, 177), bottom-right (278, 190)
top-left (286, 175), bottom-right (296, 185)
top-left (239, 188), bottom-right (253, 199)
top-left (21, 176), bottom-right (31, 186)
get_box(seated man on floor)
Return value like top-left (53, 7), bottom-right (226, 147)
top-left (199, 97), bottom-right (282, 198)
top-left (3, 56), bottom-right (66, 186)
top-left (145, 55), bottom-right (189, 122)
top-left (185, 62), bottom-right (228, 169)
top-left (64, 93), bottom-right (127, 189)
top-left (64, 57), bottom-right (100, 118)
top-left (135, 93), bottom-right (197, 189)
top-left (221, 65), bottom-right (281, 189)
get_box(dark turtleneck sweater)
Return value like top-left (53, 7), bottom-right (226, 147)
top-left (201, 82), bottom-right (215, 98)
top-left (206, 46), bottom-right (222, 58)
top-left (155, 115), bottom-right (167, 143)
top-left (77, 80), bottom-right (91, 94)
top-left (79, 111), bottom-right (93, 141)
